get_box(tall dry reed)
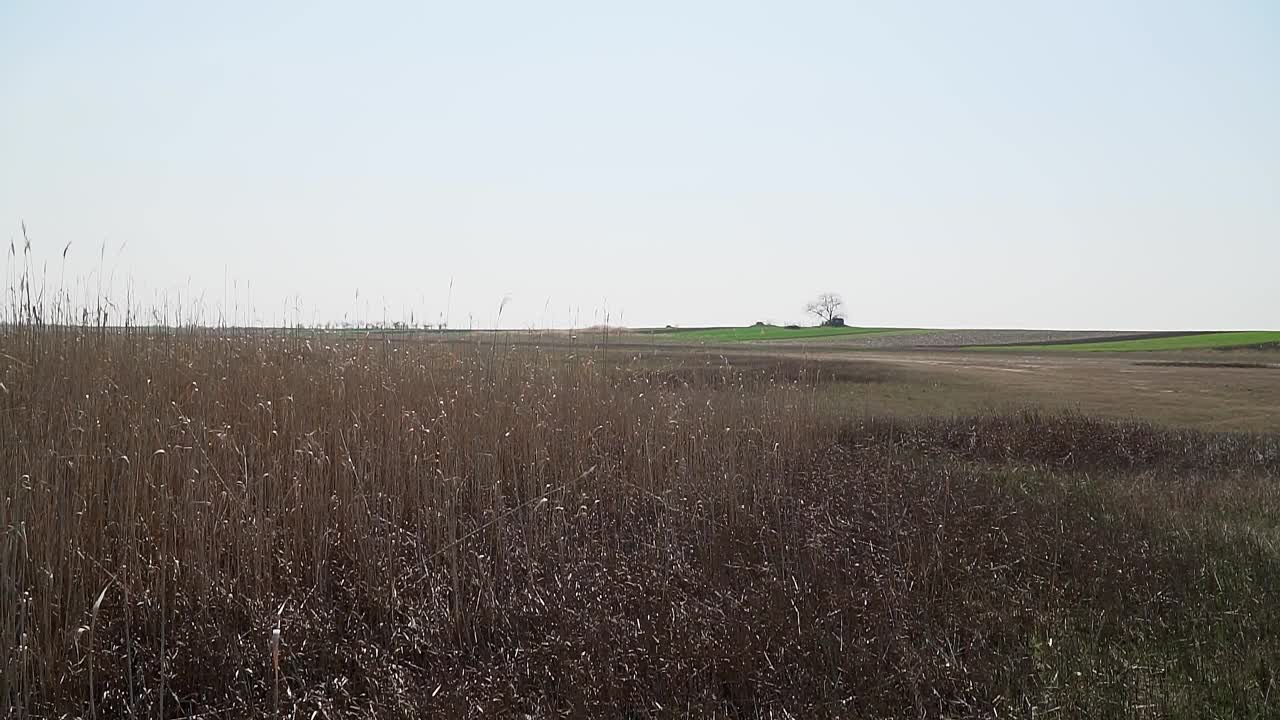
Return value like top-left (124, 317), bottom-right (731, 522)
top-left (1, 322), bottom-right (837, 715)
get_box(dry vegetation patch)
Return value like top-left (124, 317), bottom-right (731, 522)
top-left (2, 328), bottom-right (1277, 718)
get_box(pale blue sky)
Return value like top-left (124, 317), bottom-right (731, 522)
top-left (2, 1), bottom-right (1276, 329)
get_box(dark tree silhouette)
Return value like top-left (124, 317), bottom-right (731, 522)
top-left (804, 293), bottom-right (846, 326)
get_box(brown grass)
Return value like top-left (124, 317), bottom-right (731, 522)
top-left (2, 321), bottom-right (1278, 718)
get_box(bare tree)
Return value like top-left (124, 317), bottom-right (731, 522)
top-left (804, 292), bottom-right (846, 326)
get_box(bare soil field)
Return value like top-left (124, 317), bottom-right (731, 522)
top-left (758, 328), bottom-right (1139, 349)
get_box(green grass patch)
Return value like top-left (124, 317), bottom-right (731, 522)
top-left (639, 325), bottom-right (912, 343)
top-left (987, 331), bottom-right (1280, 352)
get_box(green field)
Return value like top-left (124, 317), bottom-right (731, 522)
top-left (995, 331), bottom-right (1280, 352)
top-left (642, 324), bottom-right (912, 342)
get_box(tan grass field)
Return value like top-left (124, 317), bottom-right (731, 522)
top-left (3, 323), bottom-right (1279, 718)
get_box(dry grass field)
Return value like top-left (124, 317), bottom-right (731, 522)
top-left (3, 322), bottom-right (1279, 718)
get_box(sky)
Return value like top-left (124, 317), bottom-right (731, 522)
top-left (1, 1), bottom-right (1277, 330)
